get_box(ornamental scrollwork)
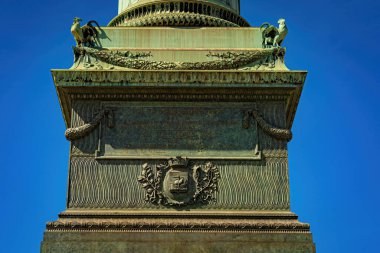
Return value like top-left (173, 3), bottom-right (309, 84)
top-left (138, 157), bottom-right (220, 207)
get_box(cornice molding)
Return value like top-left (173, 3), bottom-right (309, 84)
top-left (47, 218), bottom-right (310, 233)
top-left (52, 70), bottom-right (307, 85)
top-left (52, 70), bottom-right (306, 129)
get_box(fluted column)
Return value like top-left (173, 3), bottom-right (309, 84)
top-left (118, 0), bottom-right (139, 14)
top-left (118, 0), bottom-right (240, 14)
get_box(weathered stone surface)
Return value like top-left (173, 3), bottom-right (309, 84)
top-left (42, 231), bottom-right (315, 253)
top-left (66, 158), bottom-right (291, 210)
top-left (42, 1), bottom-right (315, 251)
top-left (98, 102), bottom-right (260, 159)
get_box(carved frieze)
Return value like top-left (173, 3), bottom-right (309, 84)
top-left (46, 218), bottom-right (310, 233)
top-left (138, 157), bottom-right (220, 206)
top-left (72, 46), bottom-right (286, 71)
top-left (53, 70), bottom-right (307, 86)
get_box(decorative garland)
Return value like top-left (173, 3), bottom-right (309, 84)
top-left (65, 109), bottom-right (114, 141)
top-left (251, 110), bottom-right (293, 141)
top-left (73, 46), bottom-right (283, 71)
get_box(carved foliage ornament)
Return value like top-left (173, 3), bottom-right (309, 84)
top-left (138, 157), bottom-right (220, 206)
top-left (243, 109), bottom-right (293, 141)
top-left (47, 219), bottom-right (310, 232)
top-left (65, 109), bottom-right (114, 141)
top-left (73, 46), bottom-right (284, 71)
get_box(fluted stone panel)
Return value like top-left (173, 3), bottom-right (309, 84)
top-left (68, 158), bottom-right (290, 210)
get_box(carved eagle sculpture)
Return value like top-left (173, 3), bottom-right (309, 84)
top-left (260, 18), bottom-right (288, 48)
top-left (71, 17), bottom-right (100, 47)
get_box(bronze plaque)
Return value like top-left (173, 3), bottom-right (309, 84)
top-left (96, 102), bottom-right (261, 160)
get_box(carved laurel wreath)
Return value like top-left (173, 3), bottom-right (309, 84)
top-left (138, 159), bottom-right (220, 207)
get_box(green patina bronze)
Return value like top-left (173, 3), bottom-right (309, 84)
top-left (41, 1), bottom-right (316, 252)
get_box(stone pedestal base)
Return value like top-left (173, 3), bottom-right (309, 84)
top-left (41, 211), bottom-right (315, 253)
top-left (41, 231), bottom-right (315, 253)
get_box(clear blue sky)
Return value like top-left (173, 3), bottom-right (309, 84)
top-left (0, 0), bottom-right (379, 252)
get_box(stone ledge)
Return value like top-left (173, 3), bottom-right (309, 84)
top-left (52, 70), bottom-right (307, 85)
top-left (59, 210), bottom-right (299, 219)
top-left (41, 231), bottom-right (316, 253)
top-left (46, 213), bottom-right (310, 233)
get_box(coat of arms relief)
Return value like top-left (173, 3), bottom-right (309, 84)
top-left (138, 157), bottom-right (220, 206)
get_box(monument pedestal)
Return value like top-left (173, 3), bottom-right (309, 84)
top-left (42, 1), bottom-right (316, 251)
top-left (42, 211), bottom-right (315, 253)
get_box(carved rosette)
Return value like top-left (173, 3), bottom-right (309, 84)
top-left (138, 157), bottom-right (220, 206)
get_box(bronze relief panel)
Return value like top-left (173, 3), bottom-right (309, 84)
top-left (95, 101), bottom-right (262, 160)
